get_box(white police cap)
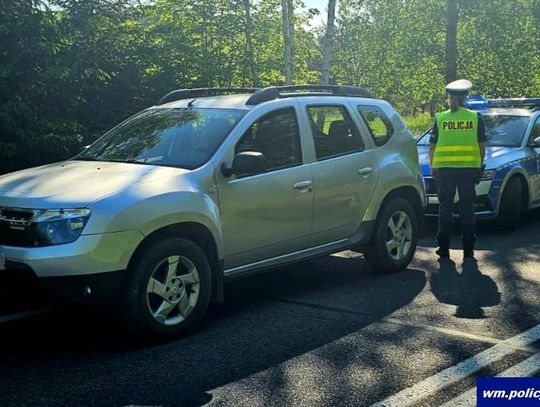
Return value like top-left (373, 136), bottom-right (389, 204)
top-left (446, 79), bottom-right (472, 96)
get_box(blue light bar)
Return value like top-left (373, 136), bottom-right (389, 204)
top-left (466, 95), bottom-right (489, 110)
top-left (487, 98), bottom-right (540, 108)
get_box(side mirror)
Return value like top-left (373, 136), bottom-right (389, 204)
top-left (531, 136), bottom-right (540, 147)
top-left (221, 151), bottom-right (267, 178)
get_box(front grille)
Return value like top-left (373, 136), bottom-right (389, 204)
top-left (0, 207), bottom-right (38, 247)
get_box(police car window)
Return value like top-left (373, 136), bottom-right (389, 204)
top-left (530, 117), bottom-right (540, 142)
top-left (483, 115), bottom-right (530, 147)
top-left (235, 107), bottom-right (302, 174)
top-left (416, 130), bottom-right (432, 145)
top-left (357, 106), bottom-right (394, 146)
top-left (306, 105), bottom-right (364, 160)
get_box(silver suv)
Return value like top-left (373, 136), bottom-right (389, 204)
top-left (0, 85), bottom-right (425, 336)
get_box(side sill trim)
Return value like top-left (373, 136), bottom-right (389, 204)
top-left (223, 220), bottom-right (374, 280)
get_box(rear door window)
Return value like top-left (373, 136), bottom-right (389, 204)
top-left (357, 105), bottom-right (394, 146)
top-left (306, 105), bottom-right (365, 160)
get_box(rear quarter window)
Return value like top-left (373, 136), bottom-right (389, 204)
top-left (357, 105), bottom-right (394, 146)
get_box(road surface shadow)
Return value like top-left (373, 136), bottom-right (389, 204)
top-left (420, 207), bottom-right (540, 250)
top-left (0, 256), bottom-right (426, 407)
top-left (431, 257), bottom-right (501, 318)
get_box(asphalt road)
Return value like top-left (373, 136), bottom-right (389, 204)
top-left (0, 211), bottom-right (539, 407)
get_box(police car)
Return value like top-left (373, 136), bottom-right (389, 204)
top-left (416, 97), bottom-right (540, 229)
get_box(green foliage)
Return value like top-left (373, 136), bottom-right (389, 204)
top-left (0, 0), bottom-right (539, 174)
top-left (403, 113), bottom-right (434, 137)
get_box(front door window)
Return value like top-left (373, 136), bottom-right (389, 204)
top-left (236, 108), bottom-right (302, 176)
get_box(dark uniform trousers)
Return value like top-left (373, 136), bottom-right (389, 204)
top-left (436, 168), bottom-right (478, 252)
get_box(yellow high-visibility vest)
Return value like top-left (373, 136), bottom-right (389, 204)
top-left (432, 107), bottom-right (481, 169)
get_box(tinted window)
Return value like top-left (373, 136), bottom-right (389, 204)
top-left (357, 105), bottom-right (394, 146)
top-left (78, 108), bottom-right (245, 169)
top-left (236, 108), bottom-right (302, 174)
top-left (531, 117), bottom-right (540, 142)
top-left (306, 105), bottom-right (364, 160)
top-left (483, 115), bottom-right (530, 147)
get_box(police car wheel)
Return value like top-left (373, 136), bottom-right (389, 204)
top-left (497, 176), bottom-right (522, 231)
top-left (364, 198), bottom-right (418, 273)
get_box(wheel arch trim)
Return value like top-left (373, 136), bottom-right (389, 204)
top-left (128, 222), bottom-right (224, 303)
top-left (494, 169), bottom-right (530, 215)
top-left (372, 186), bottom-right (425, 237)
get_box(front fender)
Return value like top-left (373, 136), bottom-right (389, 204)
top-left (84, 176), bottom-right (224, 259)
top-left (363, 146), bottom-right (425, 222)
top-left (490, 165), bottom-right (530, 214)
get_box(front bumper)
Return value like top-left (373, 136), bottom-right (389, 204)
top-left (0, 230), bottom-right (143, 302)
top-left (0, 230), bottom-right (143, 278)
top-left (0, 265), bottom-right (127, 303)
top-left (423, 177), bottom-right (497, 219)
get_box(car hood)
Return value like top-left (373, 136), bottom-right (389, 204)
top-left (416, 145), bottom-right (521, 176)
top-left (0, 160), bottom-right (186, 208)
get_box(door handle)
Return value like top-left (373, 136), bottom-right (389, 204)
top-left (293, 180), bottom-right (313, 189)
top-left (358, 167), bottom-right (373, 176)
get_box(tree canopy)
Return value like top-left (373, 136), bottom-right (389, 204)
top-left (1, 0), bottom-right (539, 174)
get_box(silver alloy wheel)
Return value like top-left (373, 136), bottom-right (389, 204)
top-left (145, 255), bottom-right (201, 326)
top-left (385, 210), bottom-right (413, 261)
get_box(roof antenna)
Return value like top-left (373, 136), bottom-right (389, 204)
top-left (187, 98), bottom-right (197, 107)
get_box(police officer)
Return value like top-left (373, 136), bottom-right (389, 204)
top-left (430, 79), bottom-right (486, 258)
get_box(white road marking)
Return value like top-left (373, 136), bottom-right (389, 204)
top-left (370, 324), bottom-right (540, 407)
top-left (272, 298), bottom-right (537, 352)
top-left (440, 352), bottom-right (540, 407)
top-left (0, 308), bottom-right (51, 324)
top-left (381, 317), bottom-right (538, 353)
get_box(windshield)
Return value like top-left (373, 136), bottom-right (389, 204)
top-left (416, 114), bottom-right (530, 147)
top-left (77, 108), bottom-right (246, 169)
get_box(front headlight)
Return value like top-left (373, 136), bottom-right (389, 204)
top-left (479, 169), bottom-right (496, 181)
top-left (33, 209), bottom-right (91, 246)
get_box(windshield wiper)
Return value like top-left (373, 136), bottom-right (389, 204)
top-left (74, 158), bottom-right (151, 165)
top-left (106, 158), bottom-right (151, 165)
top-left (74, 157), bottom-right (98, 161)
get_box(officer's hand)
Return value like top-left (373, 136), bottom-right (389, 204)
top-left (431, 168), bottom-right (439, 178)
top-left (475, 164), bottom-right (486, 185)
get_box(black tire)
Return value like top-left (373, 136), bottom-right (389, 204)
top-left (119, 238), bottom-right (212, 337)
top-left (364, 198), bottom-right (418, 273)
top-left (497, 176), bottom-right (522, 231)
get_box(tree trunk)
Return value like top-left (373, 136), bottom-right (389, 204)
top-left (321, 0), bottom-right (337, 85)
top-left (242, 0), bottom-right (258, 86)
top-left (281, 0), bottom-right (292, 85)
top-left (445, 0), bottom-right (458, 83)
top-left (288, 0), bottom-right (295, 81)
top-left (201, 4), bottom-right (210, 86)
